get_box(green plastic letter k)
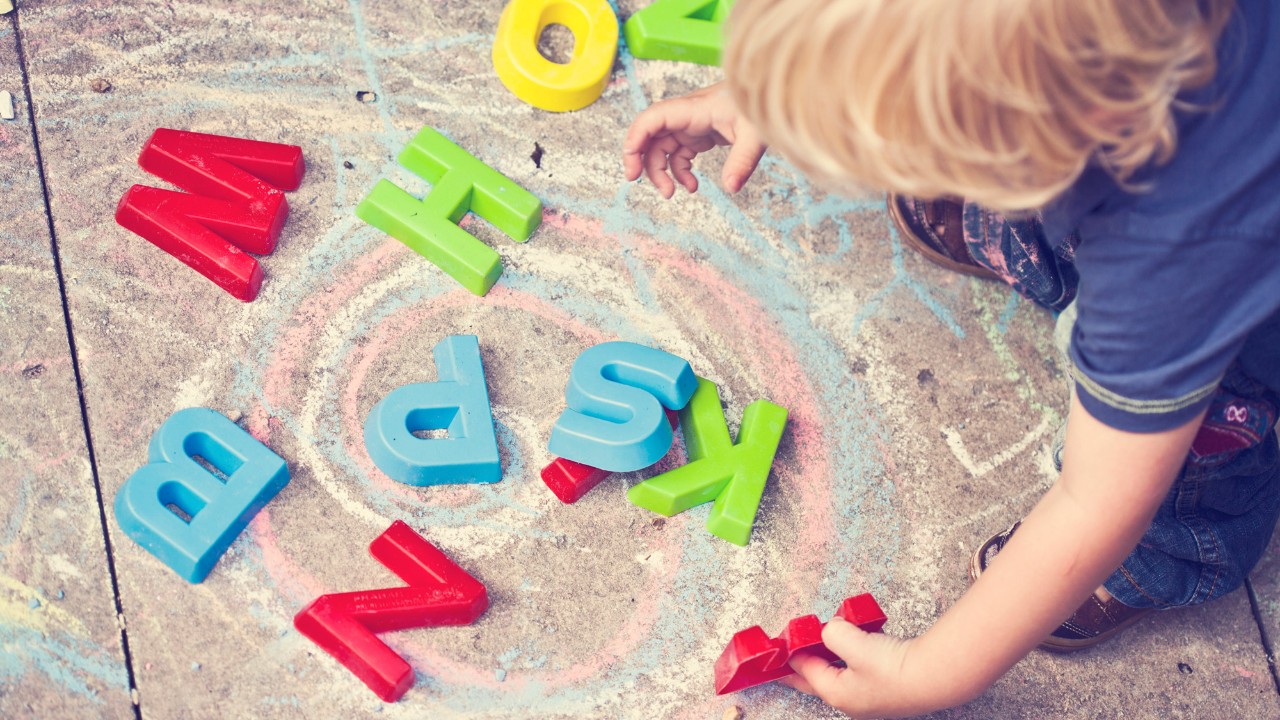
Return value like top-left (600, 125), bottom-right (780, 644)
top-left (355, 126), bottom-right (543, 296)
top-left (626, 377), bottom-right (788, 546)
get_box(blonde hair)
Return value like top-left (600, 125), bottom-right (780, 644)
top-left (724, 0), bottom-right (1234, 211)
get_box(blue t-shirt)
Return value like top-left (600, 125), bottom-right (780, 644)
top-left (1041, 0), bottom-right (1280, 433)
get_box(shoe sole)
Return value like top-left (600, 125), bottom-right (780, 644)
top-left (1038, 607), bottom-right (1154, 653)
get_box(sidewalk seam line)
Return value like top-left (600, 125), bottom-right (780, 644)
top-left (1245, 578), bottom-right (1280, 697)
top-left (10, 8), bottom-right (145, 719)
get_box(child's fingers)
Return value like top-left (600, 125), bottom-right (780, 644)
top-left (623, 102), bottom-right (694, 152)
top-left (622, 100), bottom-right (696, 179)
top-left (778, 673), bottom-right (817, 695)
top-left (785, 619), bottom-right (876, 709)
top-left (720, 123), bottom-right (767, 193)
top-left (623, 133), bottom-right (664, 182)
top-left (788, 651), bottom-right (850, 705)
top-left (644, 149), bottom-right (673, 198)
top-left (623, 146), bottom-right (645, 182)
top-left (644, 135), bottom-right (682, 199)
top-left (670, 146), bottom-right (699, 193)
top-left (819, 616), bottom-right (876, 668)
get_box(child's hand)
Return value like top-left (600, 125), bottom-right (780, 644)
top-left (782, 617), bottom-right (933, 719)
top-left (622, 82), bottom-right (767, 198)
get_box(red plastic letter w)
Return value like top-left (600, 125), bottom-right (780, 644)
top-left (293, 521), bottom-right (488, 702)
top-left (114, 128), bottom-right (305, 301)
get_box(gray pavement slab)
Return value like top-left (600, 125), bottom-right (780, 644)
top-left (1244, 533), bottom-right (1280, 696)
top-left (5, 0), bottom-right (1279, 717)
top-left (0, 14), bottom-right (134, 719)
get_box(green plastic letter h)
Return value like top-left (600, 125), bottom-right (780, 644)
top-left (355, 127), bottom-right (543, 296)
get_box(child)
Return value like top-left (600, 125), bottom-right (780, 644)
top-left (623, 0), bottom-right (1280, 716)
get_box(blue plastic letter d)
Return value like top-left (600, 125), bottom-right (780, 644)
top-left (548, 341), bottom-right (697, 472)
top-left (363, 335), bottom-right (502, 486)
top-left (114, 408), bottom-right (290, 583)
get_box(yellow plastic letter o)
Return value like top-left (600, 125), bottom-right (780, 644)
top-left (492, 0), bottom-right (618, 112)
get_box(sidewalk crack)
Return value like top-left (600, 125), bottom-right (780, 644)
top-left (1245, 578), bottom-right (1280, 697)
top-left (9, 7), bottom-right (144, 719)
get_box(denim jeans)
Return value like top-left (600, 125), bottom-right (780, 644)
top-left (962, 203), bottom-right (1280, 609)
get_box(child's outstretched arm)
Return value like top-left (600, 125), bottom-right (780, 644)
top-left (784, 393), bottom-right (1206, 718)
top-left (622, 82), bottom-right (767, 198)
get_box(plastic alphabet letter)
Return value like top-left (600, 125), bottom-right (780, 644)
top-left (541, 408), bottom-right (678, 503)
top-left (493, 0), bottom-right (619, 112)
top-left (355, 126), bottom-right (542, 296)
top-left (714, 594), bottom-right (887, 695)
top-left (364, 335), bottom-right (501, 486)
top-left (294, 521), bottom-right (489, 702)
top-left (626, 377), bottom-right (787, 545)
top-left (114, 407), bottom-right (290, 583)
top-left (114, 128), bottom-right (306, 302)
top-left (547, 341), bottom-right (698, 473)
top-left (623, 0), bottom-right (734, 66)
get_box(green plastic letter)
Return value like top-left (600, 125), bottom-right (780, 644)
top-left (356, 127), bottom-right (543, 296)
top-left (623, 0), bottom-right (734, 66)
top-left (626, 377), bottom-right (787, 546)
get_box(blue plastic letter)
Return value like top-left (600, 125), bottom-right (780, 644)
top-left (363, 335), bottom-right (501, 486)
top-left (114, 407), bottom-right (290, 583)
top-left (548, 341), bottom-right (698, 472)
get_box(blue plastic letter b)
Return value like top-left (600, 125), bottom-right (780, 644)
top-left (548, 341), bottom-right (697, 472)
top-left (114, 407), bottom-right (290, 583)
top-left (364, 335), bottom-right (501, 486)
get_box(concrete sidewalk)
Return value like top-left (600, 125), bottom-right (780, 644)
top-left (2, 1), bottom-right (1277, 718)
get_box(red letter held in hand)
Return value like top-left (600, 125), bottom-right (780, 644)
top-left (540, 408), bottom-right (679, 504)
top-left (114, 129), bottom-right (305, 301)
top-left (714, 594), bottom-right (887, 695)
top-left (293, 521), bottom-right (488, 702)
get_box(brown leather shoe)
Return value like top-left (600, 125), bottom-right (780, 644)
top-left (969, 521), bottom-right (1154, 653)
top-left (1041, 592), bottom-right (1154, 653)
top-left (887, 194), bottom-right (1000, 281)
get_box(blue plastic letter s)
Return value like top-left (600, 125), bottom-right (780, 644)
top-left (548, 341), bottom-right (697, 472)
top-left (363, 335), bottom-right (502, 486)
top-left (114, 408), bottom-right (290, 583)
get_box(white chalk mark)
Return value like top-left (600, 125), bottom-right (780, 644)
top-left (45, 554), bottom-right (87, 581)
top-left (941, 414), bottom-right (1052, 477)
top-left (0, 264), bottom-right (55, 279)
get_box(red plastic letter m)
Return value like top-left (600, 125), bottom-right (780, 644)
top-left (115, 128), bottom-right (305, 301)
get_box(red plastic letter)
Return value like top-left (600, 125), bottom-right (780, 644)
top-left (540, 408), bottom-right (679, 503)
top-left (293, 521), bottom-right (488, 702)
top-left (714, 593), bottom-right (887, 695)
top-left (114, 128), bottom-right (305, 301)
